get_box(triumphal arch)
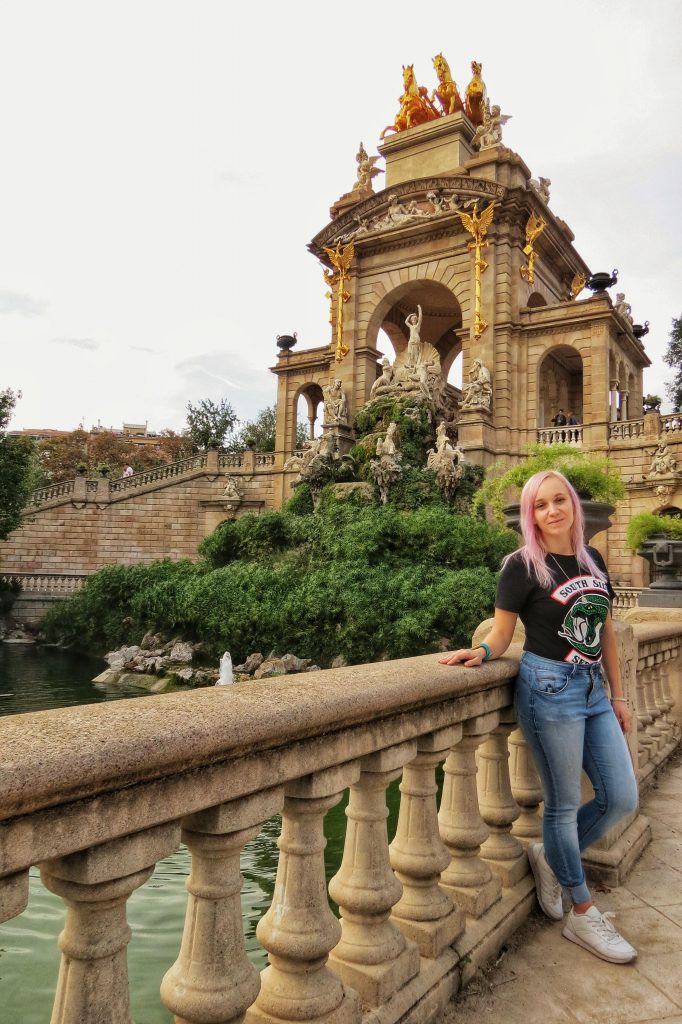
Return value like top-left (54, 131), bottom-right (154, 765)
top-left (271, 58), bottom-right (668, 586)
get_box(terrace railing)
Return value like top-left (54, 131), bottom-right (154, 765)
top-left (1, 624), bottom-right (679, 1024)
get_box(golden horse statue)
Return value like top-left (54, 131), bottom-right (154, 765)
top-left (431, 53), bottom-right (463, 115)
top-left (380, 64), bottom-right (440, 139)
top-left (465, 60), bottom-right (487, 127)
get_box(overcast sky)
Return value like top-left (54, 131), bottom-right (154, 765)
top-left (2, 0), bottom-right (681, 434)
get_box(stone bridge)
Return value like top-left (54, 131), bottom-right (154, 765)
top-left (1, 621), bottom-right (679, 1023)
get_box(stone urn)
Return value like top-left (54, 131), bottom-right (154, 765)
top-left (637, 536), bottom-right (682, 591)
top-left (587, 269), bottom-right (618, 293)
top-left (632, 321), bottom-right (650, 340)
top-left (276, 332), bottom-right (298, 353)
top-left (503, 500), bottom-right (616, 543)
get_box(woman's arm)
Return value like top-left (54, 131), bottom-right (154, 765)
top-left (438, 608), bottom-right (518, 668)
top-left (601, 612), bottom-right (632, 734)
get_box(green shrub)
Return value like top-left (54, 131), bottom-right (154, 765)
top-left (626, 512), bottom-right (682, 553)
top-left (283, 483), bottom-right (314, 516)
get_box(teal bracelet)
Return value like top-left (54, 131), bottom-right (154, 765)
top-left (479, 642), bottom-right (492, 662)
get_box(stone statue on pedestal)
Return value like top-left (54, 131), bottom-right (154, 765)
top-left (472, 100), bottom-right (511, 150)
top-left (530, 177), bottom-right (552, 204)
top-left (426, 422), bottom-right (466, 499)
top-left (648, 439), bottom-right (678, 477)
top-left (461, 359), bottom-right (493, 410)
top-left (323, 379), bottom-right (349, 425)
top-left (370, 422), bottom-right (403, 504)
top-left (614, 293), bottom-right (634, 325)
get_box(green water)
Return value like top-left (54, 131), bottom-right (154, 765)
top-left (0, 645), bottom-right (397, 1023)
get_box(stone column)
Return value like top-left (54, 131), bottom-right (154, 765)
top-left (161, 788), bottom-right (284, 1024)
top-left (621, 390), bottom-right (629, 422)
top-left (634, 657), bottom-right (654, 767)
top-left (328, 741), bottom-right (419, 1008)
top-left (389, 725), bottom-right (464, 958)
top-left (40, 822), bottom-right (180, 1024)
top-left (508, 728), bottom-right (543, 845)
top-left (477, 710), bottom-right (527, 886)
top-left (438, 712), bottom-right (502, 918)
top-left (642, 656), bottom-right (664, 755)
top-left (247, 764), bottom-right (361, 1024)
top-left (651, 659), bottom-right (675, 749)
top-left (610, 380), bottom-right (620, 422)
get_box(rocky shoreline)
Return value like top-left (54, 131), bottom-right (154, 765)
top-left (94, 632), bottom-right (341, 694)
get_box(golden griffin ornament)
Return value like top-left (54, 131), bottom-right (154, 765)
top-left (322, 240), bottom-right (355, 362)
top-left (570, 271), bottom-right (587, 300)
top-left (456, 200), bottom-right (497, 340)
top-left (520, 212), bottom-right (546, 285)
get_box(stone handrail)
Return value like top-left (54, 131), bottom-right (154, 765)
top-left (0, 571), bottom-right (87, 595)
top-left (218, 453), bottom-right (243, 469)
top-left (109, 454), bottom-right (209, 493)
top-left (661, 413), bottom-right (682, 434)
top-left (536, 426), bottom-right (582, 446)
top-left (28, 480), bottom-right (75, 507)
top-left (1, 626), bottom-right (679, 1024)
top-left (613, 586), bottom-right (643, 610)
top-left (256, 453), bottom-right (276, 466)
top-left (609, 419), bottom-right (644, 440)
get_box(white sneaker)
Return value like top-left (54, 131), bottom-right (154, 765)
top-left (527, 843), bottom-right (563, 921)
top-left (562, 906), bottom-right (637, 963)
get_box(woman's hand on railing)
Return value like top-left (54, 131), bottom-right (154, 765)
top-left (438, 648), bottom-right (485, 668)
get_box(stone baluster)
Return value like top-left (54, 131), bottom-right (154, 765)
top-left (651, 656), bottom-right (675, 749)
top-left (40, 822), bottom-right (180, 1024)
top-left (389, 726), bottom-right (464, 958)
top-left (634, 655), bottom-right (654, 766)
top-left (660, 647), bottom-right (681, 739)
top-left (438, 712), bottom-right (502, 918)
top-left (328, 741), bottom-right (419, 1007)
top-left (477, 710), bottom-right (527, 886)
top-left (508, 728), bottom-right (543, 845)
top-left (621, 389), bottom-right (629, 422)
top-left (161, 788), bottom-right (283, 1024)
top-left (642, 655), bottom-right (663, 755)
top-left (247, 765), bottom-right (361, 1024)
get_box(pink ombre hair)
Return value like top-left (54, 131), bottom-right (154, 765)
top-left (503, 470), bottom-right (606, 589)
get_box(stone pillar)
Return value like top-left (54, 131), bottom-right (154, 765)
top-left (247, 764), bottom-right (361, 1024)
top-left (508, 728), bottom-right (543, 845)
top-left (161, 788), bottom-right (283, 1024)
top-left (477, 710), bottom-right (527, 887)
top-left (621, 390), bottom-right (629, 422)
top-left (73, 474), bottom-right (87, 502)
top-left (95, 475), bottom-right (110, 503)
top-left (328, 741), bottom-right (419, 1007)
top-left (389, 725), bottom-right (464, 958)
top-left (438, 713), bottom-right (502, 918)
top-left (41, 822), bottom-right (180, 1024)
top-left (206, 448), bottom-right (220, 474)
top-left (610, 379), bottom-right (619, 422)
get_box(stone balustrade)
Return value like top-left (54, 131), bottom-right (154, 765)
top-left (109, 454), bottom-right (209, 493)
top-left (612, 586), bottom-right (644, 611)
top-left (29, 479), bottom-right (75, 507)
top-left (536, 426), bottom-right (582, 446)
top-left (1, 624), bottom-right (679, 1024)
top-left (609, 418), bottom-right (644, 440)
top-left (1, 571), bottom-right (86, 595)
top-left (661, 413), bottom-right (682, 434)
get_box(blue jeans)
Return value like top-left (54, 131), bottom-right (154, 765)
top-left (515, 651), bottom-right (638, 905)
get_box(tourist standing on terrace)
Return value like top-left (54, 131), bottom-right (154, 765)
top-left (440, 470), bottom-right (638, 964)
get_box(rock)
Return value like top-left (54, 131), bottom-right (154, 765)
top-left (105, 646), bottom-right (141, 670)
top-left (281, 653), bottom-right (310, 673)
top-left (331, 655), bottom-right (348, 669)
top-left (239, 653), bottom-right (264, 674)
top-left (193, 668), bottom-right (220, 686)
top-left (173, 666), bottom-right (194, 682)
top-left (116, 672), bottom-right (163, 691)
top-left (308, 665), bottom-right (322, 672)
top-left (436, 637), bottom-right (453, 652)
top-left (168, 641), bottom-right (194, 663)
top-left (254, 658), bottom-right (288, 679)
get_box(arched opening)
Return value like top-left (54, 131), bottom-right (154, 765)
top-left (658, 506), bottom-right (682, 519)
top-left (537, 345), bottom-right (584, 428)
top-left (527, 292), bottom-right (547, 309)
top-left (294, 383), bottom-right (324, 445)
top-left (366, 279), bottom-right (463, 408)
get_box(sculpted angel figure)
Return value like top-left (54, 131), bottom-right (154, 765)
top-left (353, 142), bottom-right (383, 193)
top-left (473, 100), bottom-right (512, 150)
top-left (649, 439), bottom-right (678, 477)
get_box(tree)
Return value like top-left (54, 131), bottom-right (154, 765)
top-left (37, 429), bottom-right (89, 483)
top-left (224, 405), bottom-right (308, 454)
top-left (0, 389), bottom-right (39, 540)
top-left (185, 398), bottom-right (238, 451)
top-left (664, 315), bottom-right (682, 411)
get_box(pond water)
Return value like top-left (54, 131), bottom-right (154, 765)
top-left (0, 645), bottom-right (400, 1023)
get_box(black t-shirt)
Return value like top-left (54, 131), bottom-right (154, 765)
top-left (495, 547), bottom-right (615, 664)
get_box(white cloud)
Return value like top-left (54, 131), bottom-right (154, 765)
top-left (51, 337), bottom-right (100, 351)
top-left (0, 290), bottom-right (47, 316)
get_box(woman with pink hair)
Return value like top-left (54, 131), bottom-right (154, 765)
top-left (440, 470), bottom-right (638, 964)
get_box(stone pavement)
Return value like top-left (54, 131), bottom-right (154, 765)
top-left (442, 751), bottom-right (682, 1024)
